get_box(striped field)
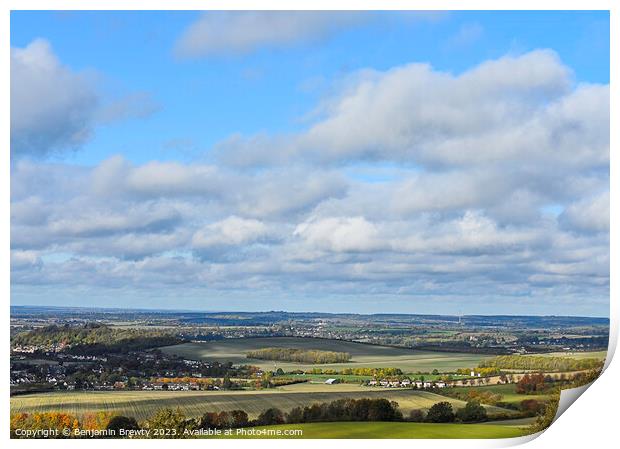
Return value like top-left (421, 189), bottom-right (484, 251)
top-left (11, 383), bottom-right (516, 422)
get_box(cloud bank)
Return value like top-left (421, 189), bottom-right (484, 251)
top-left (10, 49), bottom-right (609, 314)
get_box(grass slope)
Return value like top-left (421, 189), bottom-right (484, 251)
top-left (209, 422), bottom-right (530, 439)
top-left (10, 385), bottom-right (515, 422)
top-left (160, 337), bottom-right (492, 372)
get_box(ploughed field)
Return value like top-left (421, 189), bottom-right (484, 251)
top-left (159, 337), bottom-right (493, 372)
top-left (208, 421), bottom-right (530, 439)
top-left (10, 383), bottom-right (516, 422)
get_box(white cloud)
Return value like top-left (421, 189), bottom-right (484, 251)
top-left (192, 216), bottom-right (271, 249)
top-left (294, 216), bottom-right (383, 253)
top-left (47, 202), bottom-right (181, 237)
top-left (11, 39), bottom-right (98, 157)
top-left (560, 191), bottom-right (609, 234)
top-left (11, 40), bottom-right (160, 159)
top-left (11, 250), bottom-right (42, 271)
top-left (96, 91), bottom-right (160, 124)
top-left (175, 11), bottom-right (369, 58)
top-left (218, 50), bottom-right (609, 172)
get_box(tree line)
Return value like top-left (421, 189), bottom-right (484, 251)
top-left (11, 324), bottom-right (182, 354)
top-left (292, 367), bottom-right (403, 376)
top-left (246, 347), bottom-right (352, 364)
top-left (478, 355), bottom-right (602, 372)
top-left (10, 398), bottom-right (494, 438)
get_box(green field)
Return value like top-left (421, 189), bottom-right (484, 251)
top-left (208, 421), bottom-right (530, 439)
top-left (10, 383), bottom-right (515, 422)
top-left (160, 337), bottom-right (492, 372)
top-left (448, 383), bottom-right (554, 406)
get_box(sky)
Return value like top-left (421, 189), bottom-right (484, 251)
top-left (10, 10), bottom-right (610, 316)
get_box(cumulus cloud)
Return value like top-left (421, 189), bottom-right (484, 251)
top-left (11, 40), bottom-right (159, 159)
top-left (175, 11), bottom-right (369, 58)
top-left (192, 216), bottom-right (271, 249)
top-left (218, 50), bottom-right (608, 171)
top-left (294, 216), bottom-right (383, 253)
top-left (11, 39), bottom-right (98, 158)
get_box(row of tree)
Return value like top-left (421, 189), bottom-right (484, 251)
top-left (413, 401), bottom-right (488, 423)
top-left (292, 367), bottom-right (403, 376)
top-left (478, 355), bottom-right (602, 372)
top-left (11, 324), bottom-right (182, 355)
top-left (246, 347), bottom-right (352, 364)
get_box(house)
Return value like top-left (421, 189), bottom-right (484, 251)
top-left (114, 381), bottom-right (126, 390)
top-left (368, 380), bottom-right (378, 386)
top-left (324, 378), bottom-right (339, 385)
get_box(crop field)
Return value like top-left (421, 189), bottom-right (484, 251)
top-left (160, 337), bottom-right (492, 372)
top-left (209, 421), bottom-right (529, 439)
top-left (10, 384), bottom-right (515, 422)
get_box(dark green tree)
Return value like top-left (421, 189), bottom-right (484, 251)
top-left (425, 402), bottom-right (455, 423)
top-left (256, 408), bottom-right (284, 426)
top-left (455, 400), bottom-right (487, 422)
top-left (106, 415), bottom-right (140, 434)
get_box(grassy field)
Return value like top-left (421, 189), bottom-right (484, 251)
top-left (208, 421), bottom-right (530, 439)
top-left (447, 383), bottom-right (554, 406)
top-left (160, 337), bottom-right (492, 372)
top-left (10, 383), bottom-right (515, 422)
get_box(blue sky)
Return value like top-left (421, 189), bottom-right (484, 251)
top-left (10, 11), bottom-right (610, 315)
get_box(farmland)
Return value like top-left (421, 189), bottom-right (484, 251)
top-left (160, 337), bottom-right (493, 372)
top-left (209, 421), bottom-right (530, 439)
top-left (10, 383), bottom-right (516, 422)
top-left (446, 383), bottom-right (554, 406)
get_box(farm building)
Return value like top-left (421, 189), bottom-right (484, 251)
top-left (324, 378), bottom-right (339, 384)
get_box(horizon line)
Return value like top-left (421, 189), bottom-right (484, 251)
top-left (9, 304), bottom-right (610, 320)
